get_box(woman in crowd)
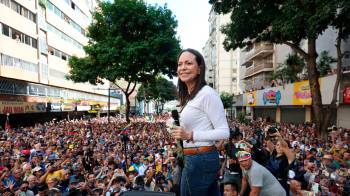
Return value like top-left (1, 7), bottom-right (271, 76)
top-left (265, 131), bottom-right (295, 193)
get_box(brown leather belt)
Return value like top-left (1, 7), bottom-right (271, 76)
top-left (183, 146), bottom-right (216, 155)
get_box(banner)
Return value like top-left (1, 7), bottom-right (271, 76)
top-left (344, 87), bottom-right (350, 104)
top-left (246, 91), bottom-right (257, 106)
top-left (293, 81), bottom-right (312, 105)
top-left (0, 101), bottom-right (46, 114)
top-left (262, 90), bottom-right (281, 105)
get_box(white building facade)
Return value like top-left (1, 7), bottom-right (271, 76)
top-left (204, 8), bottom-right (241, 95)
top-left (0, 0), bottom-right (120, 117)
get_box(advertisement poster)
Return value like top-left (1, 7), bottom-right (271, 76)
top-left (0, 101), bottom-right (46, 114)
top-left (246, 91), bottom-right (256, 106)
top-left (344, 87), bottom-right (350, 104)
top-left (263, 90), bottom-right (281, 105)
top-left (293, 81), bottom-right (312, 105)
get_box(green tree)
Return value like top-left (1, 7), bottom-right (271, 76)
top-left (220, 92), bottom-right (234, 109)
top-left (323, 0), bottom-right (350, 133)
top-left (210, 0), bottom-right (339, 136)
top-left (137, 76), bottom-right (177, 114)
top-left (317, 51), bottom-right (336, 77)
top-left (67, 0), bottom-right (181, 122)
top-left (272, 53), bottom-right (305, 83)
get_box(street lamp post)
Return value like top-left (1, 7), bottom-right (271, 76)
top-left (94, 87), bottom-right (122, 124)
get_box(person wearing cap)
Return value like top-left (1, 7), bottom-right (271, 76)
top-left (237, 151), bottom-right (286, 196)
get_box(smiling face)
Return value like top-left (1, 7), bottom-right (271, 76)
top-left (177, 51), bottom-right (200, 91)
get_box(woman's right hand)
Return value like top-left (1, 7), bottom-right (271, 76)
top-left (171, 126), bottom-right (193, 141)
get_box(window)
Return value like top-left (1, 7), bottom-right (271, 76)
top-left (28, 12), bottom-right (35, 22)
top-left (11, 29), bottom-right (21, 41)
top-left (61, 54), bottom-right (67, 61)
top-left (22, 7), bottom-right (28, 18)
top-left (54, 7), bottom-right (61, 17)
top-left (2, 54), bottom-right (13, 66)
top-left (31, 38), bottom-right (37, 48)
top-left (54, 50), bottom-right (61, 58)
top-left (0, 0), bottom-right (10, 7)
top-left (12, 1), bottom-right (21, 14)
top-left (24, 35), bottom-right (30, 45)
top-left (47, 1), bottom-right (54, 11)
top-left (2, 24), bottom-right (10, 36)
top-left (64, 0), bottom-right (71, 5)
top-left (71, 2), bottom-right (75, 10)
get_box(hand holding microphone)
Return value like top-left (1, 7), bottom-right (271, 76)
top-left (170, 110), bottom-right (193, 141)
top-left (171, 126), bottom-right (193, 141)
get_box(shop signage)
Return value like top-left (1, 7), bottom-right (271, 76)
top-left (50, 103), bottom-right (62, 112)
top-left (88, 104), bottom-right (101, 113)
top-left (246, 92), bottom-right (256, 106)
top-left (61, 103), bottom-right (74, 111)
top-left (344, 87), bottom-right (350, 104)
top-left (293, 81), bottom-right (312, 105)
top-left (263, 90), bottom-right (281, 105)
top-left (77, 105), bottom-right (91, 111)
top-left (0, 101), bottom-right (46, 114)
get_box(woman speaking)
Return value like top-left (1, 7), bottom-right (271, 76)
top-left (172, 48), bottom-right (229, 196)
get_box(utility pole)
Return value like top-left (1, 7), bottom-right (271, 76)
top-left (107, 88), bottom-right (110, 123)
top-left (93, 87), bottom-right (121, 124)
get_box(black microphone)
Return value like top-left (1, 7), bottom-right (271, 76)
top-left (171, 110), bottom-right (180, 126)
top-left (171, 110), bottom-right (184, 168)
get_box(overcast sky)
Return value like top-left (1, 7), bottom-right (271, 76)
top-left (145, 0), bottom-right (212, 51)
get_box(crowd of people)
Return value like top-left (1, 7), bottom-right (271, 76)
top-left (0, 114), bottom-right (349, 195)
top-left (222, 119), bottom-right (350, 196)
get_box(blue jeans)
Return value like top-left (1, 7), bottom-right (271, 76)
top-left (180, 149), bottom-right (220, 196)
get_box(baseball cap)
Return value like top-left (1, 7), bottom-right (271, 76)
top-left (237, 151), bottom-right (251, 161)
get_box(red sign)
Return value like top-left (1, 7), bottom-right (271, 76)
top-left (344, 87), bottom-right (350, 104)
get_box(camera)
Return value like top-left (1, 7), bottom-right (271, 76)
top-left (268, 127), bottom-right (278, 134)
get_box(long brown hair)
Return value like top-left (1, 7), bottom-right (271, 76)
top-left (177, 48), bottom-right (207, 106)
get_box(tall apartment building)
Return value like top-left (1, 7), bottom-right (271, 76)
top-left (204, 8), bottom-right (241, 95)
top-left (240, 27), bottom-right (350, 92)
top-left (240, 43), bottom-right (291, 91)
top-left (0, 0), bottom-right (119, 124)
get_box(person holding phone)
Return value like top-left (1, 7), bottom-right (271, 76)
top-left (265, 130), bottom-right (295, 194)
top-left (172, 48), bottom-right (229, 196)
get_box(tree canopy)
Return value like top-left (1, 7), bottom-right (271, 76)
top-left (67, 0), bottom-right (181, 122)
top-left (209, 0), bottom-right (349, 136)
top-left (137, 76), bottom-right (177, 113)
top-left (220, 92), bottom-right (235, 109)
top-left (210, 0), bottom-right (337, 52)
top-left (272, 53), bottom-right (305, 83)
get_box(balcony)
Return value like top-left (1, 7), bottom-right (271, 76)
top-left (241, 42), bottom-right (274, 66)
top-left (243, 62), bottom-right (273, 79)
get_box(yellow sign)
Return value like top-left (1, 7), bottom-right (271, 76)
top-left (293, 80), bottom-right (321, 105)
top-left (293, 81), bottom-right (311, 105)
top-left (246, 91), bottom-right (257, 106)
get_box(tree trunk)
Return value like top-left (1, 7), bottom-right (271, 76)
top-left (306, 38), bottom-right (324, 137)
top-left (125, 94), bottom-right (131, 123)
top-left (322, 28), bottom-right (343, 138)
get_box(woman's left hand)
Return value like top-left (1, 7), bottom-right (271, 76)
top-left (171, 126), bottom-right (192, 141)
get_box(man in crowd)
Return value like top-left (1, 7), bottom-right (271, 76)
top-left (238, 151), bottom-right (286, 196)
top-left (223, 181), bottom-right (238, 196)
